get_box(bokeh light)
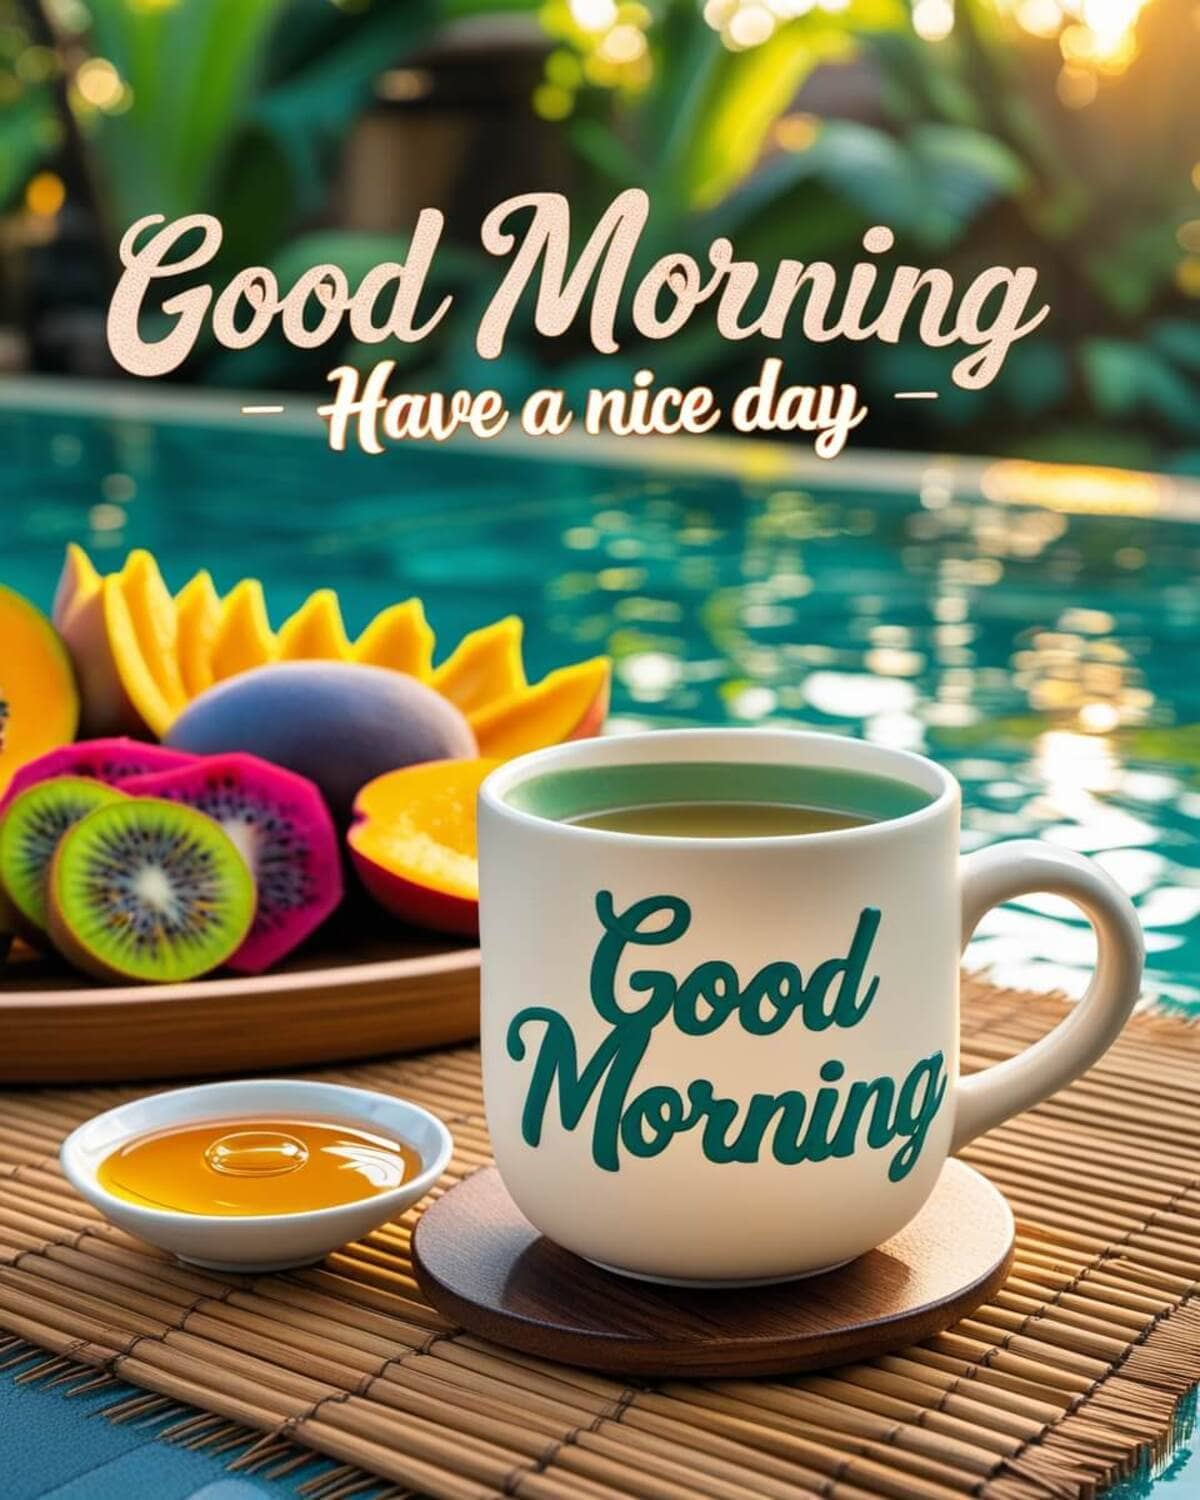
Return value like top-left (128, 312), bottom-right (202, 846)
top-left (24, 171), bottom-right (65, 218)
top-left (913, 0), bottom-right (956, 40)
top-left (536, 0), bottom-right (654, 110)
top-left (75, 57), bottom-right (123, 109)
top-left (774, 112), bottom-right (821, 151)
top-left (704, 0), bottom-right (860, 48)
top-left (1001, 0), bottom-right (1151, 85)
top-left (570, 0), bottom-right (620, 27)
top-left (701, 0), bottom-right (1154, 86)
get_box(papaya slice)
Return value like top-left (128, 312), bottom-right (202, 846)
top-left (278, 589), bottom-right (353, 660)
top-left (354, 599), bottom-right (435, 679)
top-left (0, 586), bottom-right (79, 797)
top-left (348, 758), bottom-right (498, 936)
top-left (174, 571), bottom-right (223, 698)
top-left (209, 579), bottom-right (277, 682)
top-left (470, 658), bottom-right (610, 760)
top-left (432, 616), bottom-right (526, 715)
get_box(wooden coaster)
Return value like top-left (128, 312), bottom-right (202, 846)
top-left (412, 1161), bottom-right (1014, 1378)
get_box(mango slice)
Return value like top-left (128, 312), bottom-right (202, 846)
top-left (49, 543), bottom-right (609, 758)
top-left (354, 599), bottom-right (434, 680)
top-left (209, 579), bottom-right (277, 682)
top-left (278, 589), bottom-right (353, 660)
top-left (54, 545), bottom-right (189, 737)
top-left (0, 586), bottom-right (79, 797)
top-left (470, 658), bottom-right (610, 760)
top-left (100, 579), bottom-right (177, 738)
top-left (174, 571), bottom-right (223, 698)
top-left (349, 758), bottom-right (498, 936)
top-left (111, 551), bottom-right (188, 736)
top-left (432, 616), bottom-right (526, 715)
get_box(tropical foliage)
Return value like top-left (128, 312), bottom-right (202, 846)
top-left (1, 0), bottom-right (1196, 464)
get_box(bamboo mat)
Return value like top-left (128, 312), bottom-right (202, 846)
top-left (0, 977), bottom-right (1198, 1500)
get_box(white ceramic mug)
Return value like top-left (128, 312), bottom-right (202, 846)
top-left (478, 728), bottom-right (1143, 1285)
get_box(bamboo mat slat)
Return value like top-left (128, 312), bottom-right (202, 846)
top-left (0, 976), bottom-right (1197, 1500)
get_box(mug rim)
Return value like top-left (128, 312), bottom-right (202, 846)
top-left (479, 727), bottom-right (959, 850)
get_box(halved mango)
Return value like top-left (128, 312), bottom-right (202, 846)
top-left (175, 571), bottom-right (222, 698)
top-left (54, 545), bottom-right (190, 736)
top-left (348, 758), bottom-right (498, 936)
top-left (53, 544), bottom-right (138, 735)
top-left (209, 579), bottom-right (277, 682)
top-left (108, 551), bottom-right (188, 737)
top-left (432, 616), bottom-right (526, 715)
top-left (354, 599), bottom-right (434, 680)
top-left (52, 542), bottom-right (101, 632)
top-left (470, 658), bottom-right (610, 760)
top-left (0, 586), bottom-right (79, 797)
top-left (278, 589), bottom-right (353, 660)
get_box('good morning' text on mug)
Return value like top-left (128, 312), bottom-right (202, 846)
top-left (508, 892), bottom-right (947, 1186)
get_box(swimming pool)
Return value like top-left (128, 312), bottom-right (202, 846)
top-left (2, 378), bottom-right (1200, 1488)
top-left (2, 380), bottom-right (1198, 1012)
top-left (1, 379), bottom-right (1198, 1496)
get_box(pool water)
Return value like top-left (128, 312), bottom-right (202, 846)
top-left (1, 390), bottom-right (1199, 1012)
top-left (1, 386), bottom-right (1199, 1497)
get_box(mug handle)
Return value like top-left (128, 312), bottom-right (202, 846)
top-left (953, 841), bottom-right (1144, 1152)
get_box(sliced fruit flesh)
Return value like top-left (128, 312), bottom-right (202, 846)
top-left (210, 579), bottom-right (277, 681)
top-left (175, 571), bottom-right (223, 697)
top-left (470, 658), bottom-right (610, 761)
top-left (0, 777), bottom-right (125, 933)
top-left (278, 589), bottom-right (353, 660)
top-left (52, 547), bottom-right (137, 737)
top-left (350, 759), bottom-right (498, 900)
top-left (432, 617), bottom-right (526, 715)
top-left (124, 752), bottom-right (342, 974)
top-left (0, 586), bottom-right (80, 798)
top-left (0, 738), bottom-right (196, 816)
top-left (48, 542), bottom-right (611, 765)
top-left (118, 551), bottom-right (187, 711)
top-left (354, 599), bottom-right (434, 679)
top-left (51, 798), bottom-right (256, 983)
top-left (52, 543), bottom-right (102, 632)
top-left (102, 577), bottom-right (179, 739)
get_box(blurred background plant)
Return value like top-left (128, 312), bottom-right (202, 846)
top-left (0, 0), bottom-right (1197, 467)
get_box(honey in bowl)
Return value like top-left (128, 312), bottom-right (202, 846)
top-left (97, 1117), bottom-right (423, 1216)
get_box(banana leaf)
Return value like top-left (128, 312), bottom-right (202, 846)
top-left (1082, 340), bottom-right (1200, 436)
top-left (85, 0), bottom-right (284, 230)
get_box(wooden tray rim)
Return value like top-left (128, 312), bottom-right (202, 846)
top-left (0, 945), bottom-right (481, 1011)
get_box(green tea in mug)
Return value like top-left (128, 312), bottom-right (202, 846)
top-left (508, 760), bottom-right (933, 838)
top-left (571, 801), bottom-right (869, 837)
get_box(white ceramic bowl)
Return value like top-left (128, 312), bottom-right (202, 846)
top-left (61, 1078), bottom-right (454, 1272)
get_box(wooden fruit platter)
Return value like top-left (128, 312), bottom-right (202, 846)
top-left (0, 932), bottom-right (479, 1084)
top-left (0, 544), bottom-right (609, 1088)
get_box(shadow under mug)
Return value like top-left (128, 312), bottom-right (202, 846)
top-left (477, 728), bottom-right (1144, 1286)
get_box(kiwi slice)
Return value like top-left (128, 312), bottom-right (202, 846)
top-left (0, 776), bottom-right (127, 938)
top-left (47, 797), bottom-right (257, 984)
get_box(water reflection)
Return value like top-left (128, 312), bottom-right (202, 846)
top-left (2, 405), bottom-right (1198, 1008)
top-left (541, 468), bottom-right (1200, 1008)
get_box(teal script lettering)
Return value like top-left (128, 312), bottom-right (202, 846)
top-left (507, 892), bottom-right (947, 1182)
